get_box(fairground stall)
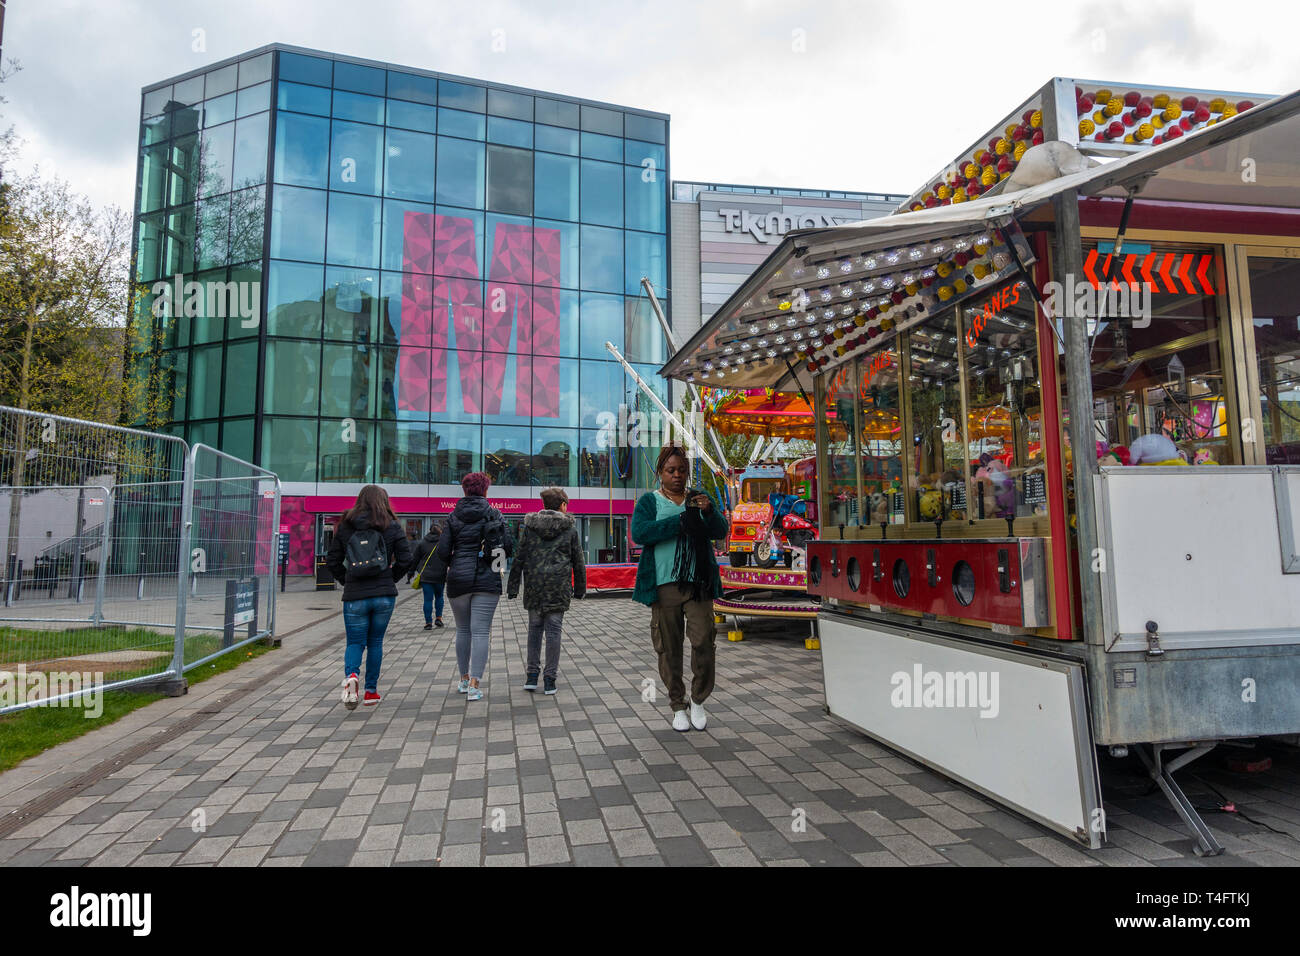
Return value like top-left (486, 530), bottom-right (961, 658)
top-left (661, 78), bottom-right (1300, 854)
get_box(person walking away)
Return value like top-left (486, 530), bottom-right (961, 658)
top-left (437, 472), bottom-right (514, 702)
top-left (410, 521), bottom-right (447, 629)
top-left (326, 485), bottom-right (413, 709)
top-left (631, 445), bottom-right (728, 731)
top-left (507, 487), bottom-right (586, 696)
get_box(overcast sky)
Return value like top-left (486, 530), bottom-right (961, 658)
top-left (2, 0), bottom-right (1297, 214)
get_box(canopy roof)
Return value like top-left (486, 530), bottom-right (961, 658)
top-left (702, 388), bottom-right (814, 439)
top-left (661, 86), bottom-right (1300, 392)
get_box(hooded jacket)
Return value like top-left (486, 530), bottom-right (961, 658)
top-left (410, 524), bottom-right (446, 586)
top-left (436, 495), bottom-right (515, 599)
top-left (325, 509), bottom-right (413, 602)
top-left (507, 509), bottom-right (587, 614)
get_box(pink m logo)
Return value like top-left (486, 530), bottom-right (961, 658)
top-left (397, 211), bottom-right (561, 417)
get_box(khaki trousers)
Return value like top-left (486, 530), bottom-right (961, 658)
top-left (650, 583), bottom-right (716, 711)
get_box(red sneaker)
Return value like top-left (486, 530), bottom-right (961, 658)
top-left (363, 690), bottom-right (382, 706)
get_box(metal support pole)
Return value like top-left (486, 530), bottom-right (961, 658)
top-left (92, 492), bottom-right (112, 627)
top-left (69, 487), bottom-right (85, 599)
top-left (1053, 192), bottom-right (1106, 646)
top-left (137, 552), bottom-right (146, 600)
top-left (170, 446), bottom-right (196, 682)
top-left (269, 483), bottom-right (281, 640)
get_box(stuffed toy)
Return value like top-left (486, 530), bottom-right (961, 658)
top-left (1099, 443), bottom-right (1130, 466)
top-left (870, 492), bottom-right (889, 523)
top-left (918, 487), bottom-right (943, 520)
top-left (1193, 448), bottom-right (1218, 466)
top-left (1128, 433), bottom-right (1187, 466)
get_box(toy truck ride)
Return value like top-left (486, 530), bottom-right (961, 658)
top-left (727, 460), bottom-right (817, 567)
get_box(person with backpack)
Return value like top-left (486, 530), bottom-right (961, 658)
top-left (409, 520), bottom-right (447, 629)
top-left (506, 487), bottom-right (587, 696)
top-left (436, 472), bottom-right (514, 702)
top-left (326, 485), bottom-right (413, 709)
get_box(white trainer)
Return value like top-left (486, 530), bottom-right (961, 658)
top-left (689, 700), bottom-right (707, 731)
top-left (341, 673), bottom-right (359, 710)
top-left (671, 709), bottom-right (690, 732)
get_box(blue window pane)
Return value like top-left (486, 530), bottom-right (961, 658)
top-left (388, 70), bottom-right (437, 105)
top-left (173, 76), bottom-right (204, 107)
top-left (625, 168), bottom-right (665, 233)
top-left (483, 425), bottom-right (532, 486)
top-left (486, 145), bottom-right (531, 216)
top-left (624, 295), bottom-right (666, 364)
top-left (580, 132), bottom-right (622, 162)
top-left (581, 105), bottom-right (622, 136)
top-left (535, 124), bottom-right (579, 156)
top-left (261, 418), bottom-right (318, 483)
top-left (228, 186), bottom-right (265, 264)
top-left (263, 340), bottom-right (321, 415)
top-left (534, 153), bottom-right (578, 222)
top-left (330, 120), bottom-right (383, 194)
top-left (439, 108), bottom-right (485, 140)
top-left (332, 90), bottom-right (384, 125)
top-left (488, 88), bottom-right (532, 121)
top-left (579, 360), bottom-right (623, 428)
top-left (324, 269), bottom-right (380, 343)
top-left (534, 219), bottom-right (579, 290)
top-left (580, 225), bottom-right (622, 293)
top-left (236, 82), bottom-right (270, 118)
top-left (204, 65), bottom-right (238, 100)
top-left (274, 112), bottom-right (329, 188)
top-left (196, 197), bottom-right (230, 271)
top-left (624, 113), bottom-right (666, 145)
top-left (381, 198), bottom-right (436, 272)
top-left (141, 114), bottom-right (170, 145)
top-left (624, 138), bottom-right (665, 169)
top-left (633, 364), bottom-right (668, 404)
top-left (334, 61), bottom-right (385, 96)
top-left (435, 138), bottom-right (485, 208)
top-left (326, 193), bottom-right (382, 268)
top-left (535, 98), bottom-right (579, 129)
top-left (278, 52), bottom-right (332, 86)
top-left (430, 421), bottom-right (482, 479)
top-left (386, 99), bottom-right (437, 133)
top-left (530, 288), bottom-right (579, 358)
top-left (270, 186), bottom-right (326, 262)
top-left (238, 53), bottom-right (273, 88)
top-left (625, 231), bottom-right (666, 297)
top-left (277, 81), bottom-right (331, 116)
top-left (384, 128), bottom-right (437, 203)
top-left (532, 428), bottom-right (578, 486)
top-left (487, 116), bottom-right (532, 148)
top-left (232, 115), bottom-right (269, 188)
top-left (580, 293), bottom-right (623, 359)
top-left (435, 208), bottom-right (484, 281)
top-left (440, 81), bottom-right (486, 113)
top-left (580, 160), bottom-right (622, 227)
top-left (200, 122), bottom-right (234, 197)
top-left (267, 260), bottom-right (324, 337)
top-left (202, 92), bottom-right (236, 128)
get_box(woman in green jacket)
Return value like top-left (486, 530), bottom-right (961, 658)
top-left (631, 444), bottom-right (729, 732)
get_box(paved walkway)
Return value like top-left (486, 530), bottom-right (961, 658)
top-left (1, 593), bottom-right (1298, 867)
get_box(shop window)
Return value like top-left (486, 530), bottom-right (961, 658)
top-left (1245, 255), bottom-right (1300, 464)
top-left (435, 137), bottom-right (485, 208)
top-left (329, 120), bottom-right (384, 195)
top-left (319, 418), bottom-right (372, 483)
top-left (325, 193), bottom-right (382, 269)
top-left (533, 428), bottom-right (578, 486)
top-left (486, 145), bottom-right (532, 216)
top-left (859, 344), bottom-right (905, 525)
top-left (429, 422), bottom-right (482, 483)
top-left (484, 426), bottom-right (533, 486)
top-left (820, 363), bottom-right (859, 528)
top-left (267, 260), bottom-right (324, 337)
top-left (907, 311), bottom-right (969, 525)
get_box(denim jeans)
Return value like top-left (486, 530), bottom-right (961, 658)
top-left (422, 581), bottom-right (445, 623)
top-left (343, 595), bottom-right (396, 692)
top-left (449, 592), bottom-right (499, 680)
top-left (527, 610), bottom-right (564, 680)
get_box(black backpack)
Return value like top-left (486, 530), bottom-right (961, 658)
top-left (345, 526), bottom-right (390, 578)
top-left (477, 516), bottom-right (504, 564)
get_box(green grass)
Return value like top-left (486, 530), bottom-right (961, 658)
top-left (0, 641), bottom-right (274, 775)
top-left (0, 625), bottom-right (174, 666)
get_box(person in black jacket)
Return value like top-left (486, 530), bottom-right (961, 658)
top-left (435, 471), bottom-right (514, 702)
top-left (409, 521), bottom-right (446, 629)
top-left (326, 485), bottom-right (413, 709)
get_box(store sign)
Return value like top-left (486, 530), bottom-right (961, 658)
top-left (717, 208), bottom-right (855, 244)
top-left (966, 283), bottom-right (1023, 348)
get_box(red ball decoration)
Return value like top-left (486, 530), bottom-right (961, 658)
top-left (997, 155), bottom-right (1013, 173)
top-left (1077, 95), bottom-right (1094, 115)
top-left (1012, 124), bottom-right (1028, 141)
top-left (1166, 126), bottom-right (1184, 140)
top-left (1237, 100), bottom-right (1255, 112)
top-left (1075, 85), bottom-right (1083, 98)
top-left (954, 251), bottom-right (970, 267)
top-left (1124, 91), bottom-right (1141, 107)
top-left (924, 196), bottom-right (938, 208)
top-left (921, 275), bottom-right (934, 287)
top-left (988, 137), bottom-right (1001, 153)
top-left (1123, 112), bottom-right (1136, 127)
top-left (891, 290), bottom-right (906, 304)
top-left (866, 326), bottom-right (880, 338)
top-left (1135, 102), bottom-right (1152, 118)
top-left (966, 182), bottom-right (982, 197)
top-left (1031, 129), bottom-right (1045, 145)
top-left (806, 361), bottom-right (818, 373)
top-left (1180, 95), bottom-right (1199, 110)
top-left (1107, 121), bottom-right (1124, 139)
top-left (1193, 105), bottom-right (1210, 123)
top-left (977, 150), bottom-right (993, 166)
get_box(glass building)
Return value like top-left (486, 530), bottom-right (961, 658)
top-left (131, 45), bottom-right (671, 570)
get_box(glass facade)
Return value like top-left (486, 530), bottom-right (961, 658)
top-left (130, 47), bottom-right (671, 493)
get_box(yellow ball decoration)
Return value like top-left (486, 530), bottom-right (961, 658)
top-left (937, 184), bottom-right (952, 200)
top-left (833, 327), bottom-right (844, 340)
top-left (1105, 97), bottom-right (1123, 117)
top-left (905, 282), bottom-right (919, 296)
top-left (1030, 109), bottom-right (1043, 129)
top-left (937, 286), bottom-right (954, 301)
top-left (1222, 104), bottom-right (1238, 118)
top-left (854, 315), bottom-right (866, 327)
top-left (1005, 124), bottom-right (1018, 138)
top-left (1163, 104), bottom-right (1181, 121)
top-left (953, 278), bottom-right (968, 293)
top-left (963, 162), bottom-right (980, 179)
top-left (994, 138), bottom-right (1010, 155)
top-left (935, 262), bottom-right (953, 278)
top-left (1095, 88), bottom-right (1113, 103)
top-left (1079, 117), bottom-right (1095, 137)
top-left (952, 187), bottom-right (968, 203)
top-left (981, 166), bottom-right (997, 186)
top-left (1153, 93), bottom-right (1170, 109)
top-left (998, 170), bottom-right (1011, 180)
top-left (1093, 110), bottom-right (1106, 124)
top-left (973, 242), bottom-right (989, 256)
top-left (972, 262), bottom-right (989, 280)
top-left (778, 300), bottom-right (791, 310)
top-left (1136, 122), bottom-right (1153, 141)
top-left (1013, 141), bottom-right (1028, 161)
top-left (1123, 134), bottom-right (1135, 144)
top-left (1209, 97), bottom-right (1227, 113)
top-left (1152, 115), bottom-right (1165, 129)
top-left (879, 317), bottom-right (894, 331)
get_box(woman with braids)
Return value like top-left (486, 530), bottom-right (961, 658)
top-left (631, 444), bottom-right (729, 731)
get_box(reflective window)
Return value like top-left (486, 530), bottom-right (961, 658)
top-left (143, 86), bottom-right (172, 118)
top-left (165, 207), bottom-right (196, 275)
top-left (277, 80), bottom-right (331, 116)
top-left (267, 260), bottom-right (324, 337)
top-left (488, 116), bottom-right (532, 149)
top-left (372, 346), bottom-right (401, 419)
top-left (429, 422), bottom-right (482, 482)
top-left (261, 417), bottom-right (318, 483)
top-left (232, 115), bottom-right (268, 188)
top-left (434, 208), bottom-right (484, 280)
top-left (329, 120), bottom-right (383, 194)
top-left (1247, 256), bottom-right (1300, 463)
top-left (579, 359), bottom-right (623, 428)
top-left (319, 418), bottom-right (372, 483)
top-left (907, 313), bottom-right (969, 524)
top-left (227, 185), bottom-right (265, 264)
top-left (625, 169), bottom-right (664, 234)
top-left (333, 61), bottom-right (386, 96)
top-left (435, 138), bottom-right (485, 208)
top-left (431, 349), bottom-right (482, 422)
top-left (484, 425), bottom-right (532, 486)
top-left (488, 88), bottom-right (532, 121)
top-left (624, 231), bottom-right (665, 296)
top-left (535, 124), bottom-right (579, 156)
top-left (624, 138), bottom-right (665, 170)
top-left (533, 428), bottom-right (578, 486)
top-left (581, 105), bottom-right (622, 136)
top-left (388, 70), bottom-right (437, 105)
top-left (220, 417), bottom-right (254, 462)
top-left (236, 82), bottom-right (270, 118)
top-left (141, 114), bottom-right (170, 145)
top-left (279, 52), bottom-right (333, 86)
top-left (580, 225), bottom-right (622, 293)
top-left (199, 121), bottom-right (234, 197)
top-left (139, 143), bottom-right (169, 214)
top-left (189, 345), bottom-right (224, 419)
top-left (270, 186), bottom-right (326, 262)
top-left (486, 215), bottom-right (533, 284)
top-left (530, 288), bottom-right (579, 357)
top-left (227, 262), bottom-right (263, 340)
top-left (580, 132), bottom-right (622, 163)
top-left (173, 76), bottom-right (204, 107)
top-left (580, 160), bottom-right (622, 227)
top-left (203, 92), bottom-right (236, 128)
top-left (332, 89), bottom-right (384, 125)
top-left (440, 81), bottom-right (486, 113)
top-left (186, 268), bottom-right (229, 346)
top-left (624, 113), bottom-right (666, 144)
top-left (578, 429), bottom-right (609, 487)
top-left (274, 112), bottom-right (329, 188)
top-left (223, 341), bottom-right (259, 417)
top-left (534, 153), bottom-right (578, 222)
top-left (482, 350), bottom-right (533, 427)
top-left (377, 422), bottom-right (435, 483)
top-left (237, 53), bottom-right (273, 88)
top-left (384, 128), bottom-right (437, 203)
top-left (439, 108), bottom-right (485, 140)
top-left (535, 98), bottom-right (579, 129)
top-left (381, 198), bottom-right (436, 273)
top-left (171, 106), bottom-right (201, 139)
top-left (624, 295), bottom-right (666, 364)
top-left (386, 99), bottom-right (437, 133)
top-left (486, 145), bottom-right (531, 216)
top-left (326, 192), bottom-right (382, 268)
top-left (534, 219), bottom-right (579, 290)
top-left (169, 134), bottom-right (200, 206)
top-left (580, 293), bottom-right (623, 359)
top-left (324, 267), bottom-right (380, 342)
top-left (321, 343), bottom-right (375, 418)
top-left (196, 195), bottom-right (230, 270)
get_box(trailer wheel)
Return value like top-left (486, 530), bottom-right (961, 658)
top-left (754, 538), bottom-right (778, 568)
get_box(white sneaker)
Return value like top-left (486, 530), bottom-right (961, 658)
top-left (671, 709), bottom-right (690, 732)
top-left (689, 700), bottom-right (707, 731)
top-left (341, 673), bottom-right (359, 710)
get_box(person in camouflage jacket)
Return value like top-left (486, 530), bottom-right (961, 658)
top-left (507, 488), bottom-right (587, 693)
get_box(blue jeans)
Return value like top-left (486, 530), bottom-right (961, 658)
top-left (422, 581), bottom-right (445, 624)
top-left (343, 595), bottom-right (396, 692)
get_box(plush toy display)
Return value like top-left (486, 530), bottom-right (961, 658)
top-left (1128, 433), bottom-right (1187, 466)
top-left (870, 491), bottom-right (889, 522)
top-left (918, 487), bottom-right (943, 520)
top-left (1193, 448), bottom-right (1219, 465)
